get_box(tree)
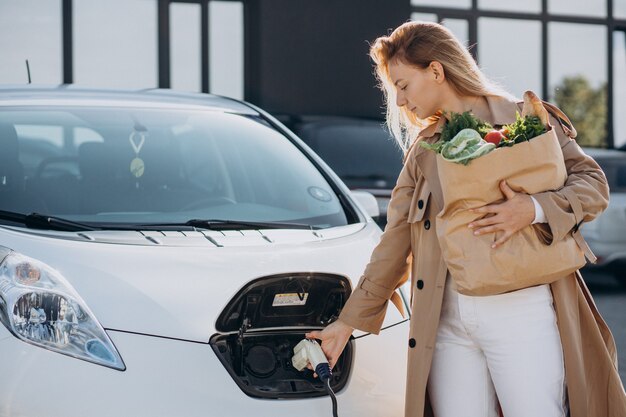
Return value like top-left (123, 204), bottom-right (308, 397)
top-left (553, 75), bottom-right (607, 148)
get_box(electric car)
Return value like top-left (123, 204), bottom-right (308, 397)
top-left (0, 86), bottom-right (410, 417)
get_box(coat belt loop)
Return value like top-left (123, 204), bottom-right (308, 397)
top-left (561, 187), bottom-right (597, 263)
top-left (573, 229), bottom-right (597, 264)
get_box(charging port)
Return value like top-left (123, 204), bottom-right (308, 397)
top-left (210, 273), bottom-right (354, 399)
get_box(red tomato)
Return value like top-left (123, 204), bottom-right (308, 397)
top-left (484, 130), bottom-right (504, 146)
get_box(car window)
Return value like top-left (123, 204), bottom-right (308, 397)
top-left (296, 120), bottom-right (403, 190)
top-left (593, 156), bottom-right (626, 193)
top-left (0, 106), bottom-right (348, 228)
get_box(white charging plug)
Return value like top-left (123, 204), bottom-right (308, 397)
top-left (293, 338), bottom-right (339, 416)
top-left (292, 339), bottom-right (329, 374)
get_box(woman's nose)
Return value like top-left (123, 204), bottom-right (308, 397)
top-left (396, 92), bottom-right (407, 107)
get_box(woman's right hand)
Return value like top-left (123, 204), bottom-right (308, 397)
top-left (305, 319), bottom-right (354, 375)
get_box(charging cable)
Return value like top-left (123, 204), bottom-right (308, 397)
top-left (292, 339), bottom-right (339, 417)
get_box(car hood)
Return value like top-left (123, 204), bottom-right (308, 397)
top-left (0, 223), bottom-right (403, 342)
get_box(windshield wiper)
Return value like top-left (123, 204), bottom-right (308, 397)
top-left (174, 219), bottom-right (322, 230)
top-left (0, 210), bottom-right (98, 232)
top-left (0, 211), bottom-right (323, 232)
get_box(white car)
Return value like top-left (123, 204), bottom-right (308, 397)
top-left (0, 87), bottom-right (409, 417)
top-left (580, 147), bottom-right (626, 284)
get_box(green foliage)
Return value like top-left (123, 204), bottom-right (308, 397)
top-left (502, 113), bottom-right (546, 145)
top-left (439, 111), bottom-right (493, 142)
top-left (553, 76), bottom-right (607, 148)
top-left (419, 140), bottom-right (445, 153)
top-left (420, 110), bottom-right (550, 161)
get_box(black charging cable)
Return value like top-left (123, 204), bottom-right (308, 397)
top-left (315, 363), bottom-right (338, 417)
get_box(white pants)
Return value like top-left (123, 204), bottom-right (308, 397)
top-left (427, 277), bottom-right (568, 417)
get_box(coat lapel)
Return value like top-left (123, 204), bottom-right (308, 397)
top-left (415, 147), bottom-right (444, 213)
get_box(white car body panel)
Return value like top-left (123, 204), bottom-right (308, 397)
top-left (0, 320), bottom-right (408, 417)
top-left (0, 223), bottom-right (406, 342)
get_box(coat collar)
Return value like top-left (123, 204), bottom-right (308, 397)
top-left (417, 95), bottom-right (520, 139)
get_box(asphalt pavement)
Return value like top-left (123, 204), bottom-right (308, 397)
top-left (581, 266), bottom-right (626, 385)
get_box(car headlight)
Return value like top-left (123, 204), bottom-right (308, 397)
top-left (0, 250), bottom-right (125, 370)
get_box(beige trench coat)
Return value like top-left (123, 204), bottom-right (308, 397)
top-left (338, 94), bottom-right (626, 417)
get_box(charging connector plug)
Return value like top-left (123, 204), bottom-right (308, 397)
top-left (292, 339), bottom-right (330, 378)
top-left (292, 338), bottom-right (338, 417)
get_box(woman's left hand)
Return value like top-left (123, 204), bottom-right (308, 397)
top-left (467, 180), bottom-right (535, 249)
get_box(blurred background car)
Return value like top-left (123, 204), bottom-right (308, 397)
top-left (279, 115), bottom-right (403, 229)
top-left (0, 86), bottom-right (410, 417)
top-left (580, 147), bottom-right (626, 285)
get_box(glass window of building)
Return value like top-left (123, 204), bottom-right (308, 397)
top-left (74, 0), bottom-right (157, 88)
top-left (478, 0), bottom-right (541, 13)
top-left (613, 31), bottom-right (626, 148)
top-left (0, 0), bottom-right (62, 84)
top-left (615, 0), bottom-right (626, 18)
top-left (442, 18), bottom-right (469, 47)
top-left (478, 18), bottom-right (542, 98)
top-left (210, 1), bottom-right (244, 100)
top-left (170, 2), bottom-right (202, 92)
top-left (411, 13), bottom-right (438, 23)
top-left (549, 22), bottom-right (608, 147)
top-left (411, 0), bottom-right (470, 9)
top-left (549, 0), bottom-right (607, 18)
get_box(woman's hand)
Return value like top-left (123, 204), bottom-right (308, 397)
top-left (305, 319), bottom-right (354, 376)
top-left (467, 180), bottom-right (535, 249)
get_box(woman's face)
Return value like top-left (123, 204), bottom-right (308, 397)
top-left (388, 59), bottom-right (442, 119)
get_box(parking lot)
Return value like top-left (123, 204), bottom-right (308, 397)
top-left (582, 267), bottom-right (626, 384)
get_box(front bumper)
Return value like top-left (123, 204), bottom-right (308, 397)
top-left (0, 321), bottom-right (408, 417)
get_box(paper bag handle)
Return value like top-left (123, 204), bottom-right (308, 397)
top-left (540, 100), bottom-right (578, 139)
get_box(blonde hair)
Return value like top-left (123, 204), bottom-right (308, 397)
top-left (370, 21), bottom-right (513, 152)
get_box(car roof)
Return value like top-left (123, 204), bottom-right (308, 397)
top-left (0, 85), bottom-right (259, 115)
top-left (582, 147), bottom-right (626, 160)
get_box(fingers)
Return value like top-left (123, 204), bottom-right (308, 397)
top-left (468, 214), bottom-right (498, 229)
top-left (302, 325), bottom-right (349, 379)
top-left (499, 180), bottom-right (517, 200)
top-left (321, 344), bottom-right (338, 363)
top-left (472, 224), bottom-right (500, 236)
top-left (470, 202), bottom-right (501, 216)
top-left (492, 231), bottom-right (512, 248)
top-left (319, 343), bottom-right (339, 369)
top-left (470, 181), bottom-right (517, 216)
top-left (305, 331), bottom-right (320, 340)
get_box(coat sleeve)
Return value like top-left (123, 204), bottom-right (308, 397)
top-left (337, 143), bottom-right (419, 334)
top-left (532, 112), bottom-right (609, 245)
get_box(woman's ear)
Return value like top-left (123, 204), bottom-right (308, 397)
top-left (429, 61), bottom-right (445, 84)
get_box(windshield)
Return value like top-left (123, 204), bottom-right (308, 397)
top-left (0, 105), bottom-right (348, 229)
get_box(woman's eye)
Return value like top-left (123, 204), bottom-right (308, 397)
top-left (401, 85), bottom-right (408, 91)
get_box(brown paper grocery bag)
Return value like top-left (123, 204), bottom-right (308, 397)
top-left (435, 126), bottom-right (586, 296)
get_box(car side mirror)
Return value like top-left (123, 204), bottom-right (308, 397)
top-left (350, 190), bottom-right (380, 219)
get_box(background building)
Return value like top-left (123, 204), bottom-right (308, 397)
top-left (0, 0), bottom-right (624, 148)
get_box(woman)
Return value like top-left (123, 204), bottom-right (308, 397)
top-left (306, 21), bottom-right (626, 417)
